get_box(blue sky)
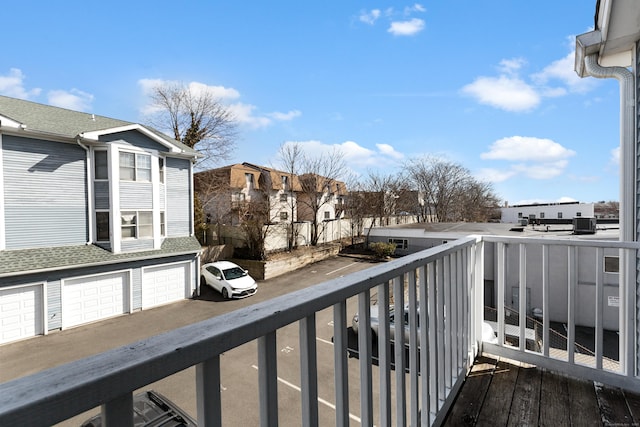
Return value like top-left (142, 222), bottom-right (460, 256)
top-left (1, 1), bottom-right (620, 205)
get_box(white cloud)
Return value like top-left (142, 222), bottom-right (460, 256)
top-left (228, 103), bottom-right (272, 128)
top-left (0, 68), bottom-right (41, 99)
top-left (405, 4), bottom-right (426, 14)
top-left (610, 146), bottom-right (620, 167)
top-left (359, 9), bottom-right (381, 25)
top-left (497, 58), bottom-right (526, 75)
top-left (388, 18), bottom-right (425, 36)
top-left (138, 78), bottom-right (298, 129)
top-left (481, 136), bottom-right (576, 162)
top-left (47, 89), bottom-right (94, 111)
top-left (463, 44), bottom-right (599, 112)
top-left (283, 139), bottom-right (404, 169)
top-left (512, 161), bottom-right (568, 179)
top-left (376, 143), bottom-right (404, 160)
top-left (476, 168), bottom-right (516, 183)
top-left (531, 51), bottom-right (595, 94)
top-left (267, 110), bottom-right (302, 121)
top-left (479, 136), bottom-right (575, 183)
top-left (461, 75), bottom-right (540, 112)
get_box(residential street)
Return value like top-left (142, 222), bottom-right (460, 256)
top-left (0, 255), bottom-right (381, 426)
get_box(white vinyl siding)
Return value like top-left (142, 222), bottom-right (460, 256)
top-left (3, 136), bottom-right (87, 249)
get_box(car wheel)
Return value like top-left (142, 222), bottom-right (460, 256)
top-left (200, 275), bottom-right (207, 286)
top-left (222, 287), bottom-right (229, 299)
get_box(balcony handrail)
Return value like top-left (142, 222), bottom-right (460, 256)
top-left (1, 233), bottom-right (638, 426)
top-left (0, 236), bottom-right (480, 426)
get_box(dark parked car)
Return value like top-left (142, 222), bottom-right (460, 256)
top-left (80, 390), bottom-right (196, 427)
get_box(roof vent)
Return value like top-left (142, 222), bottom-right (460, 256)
top-left (90, 114), bottom-right (95, 121)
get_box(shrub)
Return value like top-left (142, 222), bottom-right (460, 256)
top-left (369, 242), bottom-right (396, 259)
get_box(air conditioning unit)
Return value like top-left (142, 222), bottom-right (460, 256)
top-left (573, 217), bottom-right (596, 234)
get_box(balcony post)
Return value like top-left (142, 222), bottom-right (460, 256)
top-left (299, 314), bottom-right (318, 427)
top-left (332, 302), bottom-right (349, 427)
top-left (258, 331), bottom-right (278, 427)
top-left (196, 356), bottom-right (222, 427)
top-left (102, 393), bottom-right (133, 427)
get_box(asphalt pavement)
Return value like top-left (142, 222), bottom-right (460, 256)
top-left (0, 255), bottom-right (380, 426)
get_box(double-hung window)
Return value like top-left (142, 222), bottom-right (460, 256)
top-left (96, 212), bottom-right (110, 241)
top-left (120, 152), bottom-right (151, 181)
top-left (94, 150), bottom-right (108, 180)
top-left (121, 211), bottom-right (153, 239)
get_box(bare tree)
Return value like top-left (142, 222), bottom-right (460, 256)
top-left (194, 168), bottom-right (236, 244)
top-left (296, 147), bottom-right (347, 246)
top-left (277, 142), bottom-right (304, 250)
top-left (145, 82), bottom-right (238, 168)
top-left (406, 156), bottom-right (499, 222)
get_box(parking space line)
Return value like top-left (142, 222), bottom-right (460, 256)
top-left (316, 337), bottom-right (333, 346)
top-left (251, 365), bottom-right (363, 424)
top-left (325, 263), bottom-right (358, 276)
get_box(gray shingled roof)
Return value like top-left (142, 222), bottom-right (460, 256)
top-left (0, 237), bottom-right (202, 278)
top-left (0, 95), bottom-right (197, 155)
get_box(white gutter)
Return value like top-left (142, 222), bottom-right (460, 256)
top-left (582, 54), bottom-right (635, 243)
top-left (76, 137), bottom-right (94, 245)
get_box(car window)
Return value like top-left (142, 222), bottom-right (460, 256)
top-left (206, 266), bottom-right (222, 278)
top-left (223, 267), bottom-right (247, 280)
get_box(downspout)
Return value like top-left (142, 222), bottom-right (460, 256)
top-left (76, 137), bottom-right (93, 245)
top-left (584, 54), bottom-right (636, 242)
top-left (582, 53), bottom-right (637, 377)
top-left (582, 54), bottom-right (635, 242)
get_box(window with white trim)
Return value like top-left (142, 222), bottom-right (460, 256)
top-left (160, 211), bottom-right (166, 236)
top-left (389, 238), bottom-right (408, 250)
top-left (94, 150), bottom-right (108, 180)
top-left (121, 211), bottom-right (153, 239)
top-left (159, 157), bottom-right (165, 183)
top-left (96, 211), bottom-right (110, 241)
top-left (120, 152), bottom-right (151, 181)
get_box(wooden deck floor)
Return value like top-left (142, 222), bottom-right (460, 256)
top-left (443, 355), bottom-right (640, 426)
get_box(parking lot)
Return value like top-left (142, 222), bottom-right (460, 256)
top-left (0, 255), bottom-right (382, 426)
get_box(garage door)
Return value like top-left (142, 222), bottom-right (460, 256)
top-left (142, 262), bottom-right (190, 309)
top-left (0, 285), bottom-right (44, 344)
top-left (63, 272), bottom-right (129, 329)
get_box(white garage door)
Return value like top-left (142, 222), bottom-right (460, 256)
top-left (142, 262), bottom-right (190, 309)
top-left (0, 285), bottom-right (44, 345)
top-left (63, 272), bottom-right (129, 329)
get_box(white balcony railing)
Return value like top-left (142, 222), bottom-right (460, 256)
top-left (0, 235), bottom-right (638, 426)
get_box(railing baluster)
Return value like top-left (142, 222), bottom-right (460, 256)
top-left (443, 255), bottom-right (452, 392)
top-left (497, 242), bottom-right (506, 346)
top-left (418, 264), bottom-right (430, 426)
top-left (450, 251), bottom-right (459, 375)
top-left (196, 356), bottom-right (221, 427)
top-left (595, 247), bottom-right (604, 370)
top-left (623, 247), bottom-right (636, 378)
top-left (436, 257), bottom-right (446, 406)
top-left (568, 246), bottom-right (577, 364)
top-left (428, 260), bottom-right (439, 417)
top-left (393, 275), bottom-right (406, 427)
top-left (358, 290), bottom-right (374, 427)
top-left (299, 314), bottom-right (318, 427)
top-left (332, 301), bottom-right (349, 427)
top-left (407, 269), bottom-right (419, 427)
top-left (258, 331), bottom-right (278, 427)
top-left (102, 393), bottom-right (133, 427)
top-left (542, 244), bottom-right (550, 357)
top-left (378, 282), bottom-right (391, 427)
top-left (519, 243), bottom-right (527, 351)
